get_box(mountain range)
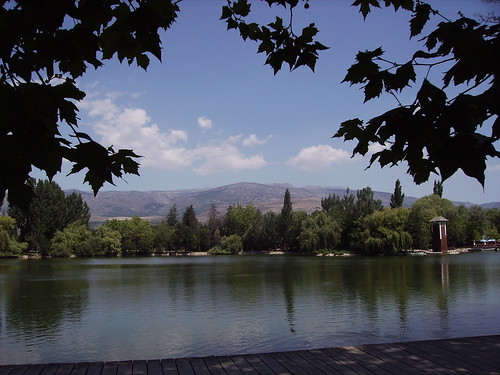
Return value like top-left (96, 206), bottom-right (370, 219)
top-left (69, 182), bottom-right (499, 225)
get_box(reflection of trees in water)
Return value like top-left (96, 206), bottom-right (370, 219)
top-left (4, 261), bottom-right (89, 337)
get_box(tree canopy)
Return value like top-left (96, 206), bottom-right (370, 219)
top-left (1, 0), bottom-right (498, 209)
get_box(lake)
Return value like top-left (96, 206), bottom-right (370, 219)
top-left (1, 252), bottom-right (499, 365)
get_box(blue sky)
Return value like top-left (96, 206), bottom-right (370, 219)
top-left (47, 0), bottom-right (499, 204)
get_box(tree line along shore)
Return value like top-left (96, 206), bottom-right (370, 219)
top-left (1, 179), bottom-right (499, 258)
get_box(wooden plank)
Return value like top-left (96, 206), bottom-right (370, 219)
top-left (200, 357), bottom-right (224, 375)
top-left (85, 362), bottom-right (104, 375)
top-left (131, 361), bottom-right (146, 375)
top-left (39, 364), bottom-right (60, 375)
top-left (357, 343), bottom-right (436, 375)
top-left (328, 346), bottom-right (392, 375)
top-left (55, 364), bottom-right (73, 375)
top-left (399, 340), bottom-right (485, 373)
top-left (394, 342), bottom-right (469, 374)
top-left (215, 356), bottom-right (242, 375)
top-left (101, 362), bottom-right (118, 375)
top-left (255, 353), bottom-right (291, 375)
top-left (146, 360), bottom-right (163, 375)
top-left (116, 361), bottom-right (132, 375)
top-left (278, 351), bottom-right (329, 375)
top-left (294, 350), bottom-right (350, 375)
top-left (428, 337), bottom-right (500, 371)
top-left (0, 366), bottom-right (14, 375)
top-left (238, 354), bottom-right (275, 375)
top-left (320, 347), bottom-right (378, 374)
top-left (229, 355), bottom-right (259, 375)
top-left (69, 363), bottom-right (89, 375)
top-left (186, 358), bottom-right (210, 375)
top-left (307, 348), bottom-right (359, 375)
top-left (160, 359), bottom-right (177, 375)
top-left (174, 358), bottom-right (194, 375)
top-left (22, 364), bottom-right (45, 375)
top-left (1, 336), bottom-right (499, 375)
top-left (380, 342), bottom-right (454, 374)
top-left (2, 366), bottom-right (29, 375)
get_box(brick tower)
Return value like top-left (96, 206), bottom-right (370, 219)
top-left (429, 216), bottom-right (449, 253)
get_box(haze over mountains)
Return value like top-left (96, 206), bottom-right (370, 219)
top-left (70, 182), bottom-right (499, 225)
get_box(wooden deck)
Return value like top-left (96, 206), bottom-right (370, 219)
top-left (1, 335), bottom-right (499, 375)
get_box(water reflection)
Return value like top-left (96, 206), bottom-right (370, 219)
top-left (1, 253), bottom-right (500, 365)
top-left (3, 261), bottom-right (89, 337)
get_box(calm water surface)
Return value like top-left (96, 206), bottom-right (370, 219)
top-left (1, 253), bottom-right (499, 364)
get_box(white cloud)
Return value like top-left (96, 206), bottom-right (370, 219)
top-left (487, 163), bottom-right (500, 172)
top-left (368, 143), bottom-right (388, 154)
top-left (242, 134), bottom-right (271, 146)
top-left (288, 144), bottom-right (351, 171)
top-left (192, 142), bottom-right (268, 175)
top-left (81, 93), bottom-right (268, 174)
top-left (197, 116), bottom-right (213, 131)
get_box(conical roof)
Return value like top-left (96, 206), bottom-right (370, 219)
top-left (429, 216), bottom-right (448, 222)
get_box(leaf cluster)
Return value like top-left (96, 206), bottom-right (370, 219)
top-left (221, 0), bottom-right (328, 73)
top-left (1, 0), bottom-right (180, 209)
top-left (335, 1), bottom-right (499, 186)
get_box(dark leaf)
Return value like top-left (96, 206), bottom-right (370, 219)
top-left (7, 183), bottom-right (35, 215)
top-left (409, 3), bottom-right (432, 37)
top-left (352, 0), bottom-right (381, 19)
top-left (363, 75), bottom-right (383, 102)
top-left (232, 0), bottom-right (251, 17)
top-left (383, 0), bottom-right (414, 12)
top-left (390, 62), bottom-right (416, 91)
top-left (220, 5), bottom-right (232, 20)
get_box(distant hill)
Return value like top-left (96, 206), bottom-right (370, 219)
top-left (1, 182), bottom-right (497, 224)
top-left (68, 182), bottom-right (418, 224)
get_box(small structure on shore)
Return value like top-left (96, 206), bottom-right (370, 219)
top-left (429, 216), bottom-right (449, 253)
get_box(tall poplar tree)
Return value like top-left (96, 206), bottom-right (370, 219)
top-left (166, 204), bottom-right (179, 228)
top-left (390, 179), bottom-right (405, 208)
top-left (433, 180), bottom-right (443, 197)
top-left (280, 188), bottom-right (293, 250)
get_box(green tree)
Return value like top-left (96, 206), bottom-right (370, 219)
top-left (50, 222), bottom-right (94, 257)
top-left (223, 204), bottom-right (257, 237)
top-left (280, 188), bottom-right (293, 250)
top-left (390, 179), bottom-right (405, 208)
top-left (208, 234), bottom-right (243, 255)
top-left (166, 204), bottom-right (179, 228)
top-left (408, 195), bottom-right (456, 249)
top-left (288, 210), bottom-right (308, 251)
top-left (298, 211), bottom-right (341, 253)
top-left (107, 216), bottom-right (154, 254)
top-left (354, 207), bottom-right (412, 254)
top-left (242, 209), bottom-right (264, 252)
top-left (9, 179), bottom-right (90, 255)
top-left (153, 220), bottom-right (175, 253)
top-left (95, 225), bottom-right (122, 256)
top-left (433, 180), bottom-right (443, 197)
top-left (356, 187), bottom-right (383, 218)
top-left (321, 188), bottom-right (358, 249)
top-left (466, 205), bottom-right (490, 242)
top-left (261, 211), bottom-right (279, 251)
top-left (0, 216), bottom-right (28, 255)
top-left (176, 205), bottom-right (199, 251)
top-left (207, 203), bottom-right (223, 248)
top-left (486, 208), bottom-right (500, 239)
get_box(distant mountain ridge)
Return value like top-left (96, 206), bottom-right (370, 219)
top-left (68, 182), bottom-right (499, 224)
